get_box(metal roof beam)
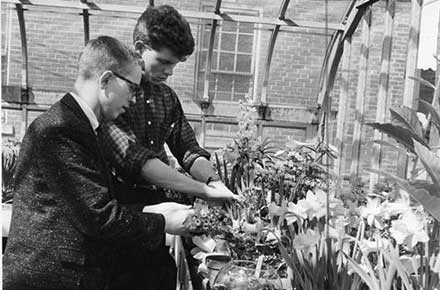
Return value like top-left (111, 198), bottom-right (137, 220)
top-left (3, 0), bottom-right (342, 31)
top-left (201, 1), bottom-right (223, 104)
top-left (16, 4), bottom-right (29, 94)
top-left (260, 0), bottom-right (290, 105)
top-left (81, 8), bottom-right (90, 45)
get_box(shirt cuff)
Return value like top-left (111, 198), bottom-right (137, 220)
top-left (125, 143), bottom-right (160, 180)
top-left (181, 149), bottom-right (211, 173)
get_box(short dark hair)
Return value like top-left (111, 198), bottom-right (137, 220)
top-left (133, 5), bottom-right (195, 59)
top-left (78, 35), bottom-right (139, 80)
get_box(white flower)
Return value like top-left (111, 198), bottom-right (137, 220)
top-left (358, 237), bottom-right (390, 255)
top-left (292, 229), bottom-right (321, 254)
top-left (359, 198), bottom-right (384, 229)
top-left (295, 189), bottom-right (346, 220)
top-left (389, 211), bottom-right (429, 248)
top-left (285, 201), bottom-right (307, 224)
top-left (382, 197), bottom-right (411, 219)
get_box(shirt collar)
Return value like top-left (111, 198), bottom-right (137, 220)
top-left (70, 92), bottom-right (100, 133)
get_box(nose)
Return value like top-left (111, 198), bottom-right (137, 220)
top-left (164, 64), bottom-right (175, 76)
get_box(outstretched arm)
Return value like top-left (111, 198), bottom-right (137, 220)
top-left (39, 126), bottom-right (165, 249)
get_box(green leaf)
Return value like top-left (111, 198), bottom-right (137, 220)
top-left (418, 99), bottom-right (440, 132)
top-left (410, 180), bottom-right (440, 198)
top-left (409, 76), bottom-right (436, 90)
top-left (366, 123), bottom-right (429, 152)
top-left (365, 168), bottom-right (440, 222)
top-left (390, 106), bottom-right (424, 138)
top-left (277, 239), bottom-right (307, 290)
top-left (214, 152), bottom-right (223, 182)
top-left (414, 140), bottom-right (440, 188)
top-left (345, 254), bottom-right (379, 290)
top-left (367, 140), bottom-right (414, 158)
top-left (381, 249), bottom-right (414, 290)
top-left (222, 159), bottom-right (230, 190)
top-left (409, 188), bottom-right (440, 222)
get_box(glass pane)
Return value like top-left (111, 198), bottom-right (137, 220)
top-left (221, 21), bottom-right (237, 32)
top-left (220, 33), bottom-right (236, 52)
top-left (209, 77), bottom-right (217, 90)
top-left (233, 93), bottom-right (247, 102)
top-left (196, 72), bottom-right (205, 98)
top-left (237, 34), bottom-right (253, 53)
top-left (239, 22), bottom-right (254, 34)
top-left (199, 51), bottom-right (207, 70)
top-left (199, 51), bottom-right (218, 71)
top-left (211, 51), bottom-right (218, 70)
top-left (202, 30), bottom-right (210, 49)
top-left (234, 75), bottom-right (251, 94)
top-left (202, 29), bottom-right (219, 50)
top-left (219, 52), bottom-right (235, 71)
top-left (208, 89), bottom-right (216, 99)
top-left (236, 54), bottom-right (252, 72)
top-left (217, 74), bottom-right (234, 91)
top-left (216, 91), bottom-right (232, 101)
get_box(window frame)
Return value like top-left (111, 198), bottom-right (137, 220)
top-left (194, 6), bottom-right (260, 103)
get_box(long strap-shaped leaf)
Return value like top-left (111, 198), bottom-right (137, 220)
top-left (344, 253), bottom-right (379, 290)
top-left (366, 168), bottom-right (440, 221)
top-left (419, 100), bottom-right (440, 133)
top-left (390, 106), bottom-right (425, 138)
top-left (414, 140), bottom-right (440, 188)
top-left (366, 123), bottom-right (429, 152)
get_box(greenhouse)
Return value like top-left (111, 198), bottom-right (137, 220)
top-left (1, 0), bottom-right (439, 289)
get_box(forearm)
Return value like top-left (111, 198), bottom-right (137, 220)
top-left (189, 156), bottom-right (218, 183)
top-left (141, 158), bottom-right (210, 198)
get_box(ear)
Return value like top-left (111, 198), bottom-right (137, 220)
top-left (98, 70), bottom-right (113, 89)
top-left (134, 40), bottom-right (152, 55)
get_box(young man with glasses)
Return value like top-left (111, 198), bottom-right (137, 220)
top-left (100, 5), bottom-right (239, 290)
top-left (3, 36), bottom-right (194, 290)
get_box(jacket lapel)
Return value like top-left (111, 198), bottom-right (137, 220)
top-left (60, 93), bottom-right (114, 194)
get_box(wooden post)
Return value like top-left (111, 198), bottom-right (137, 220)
top-left (335, 36), bottom-right (352, 190)
top-left (398, 0), bottom-right (423, 178)
top-left (370, 0), bottom-right (395, 189)
top-left (350, 8), bottom-right (372, 182)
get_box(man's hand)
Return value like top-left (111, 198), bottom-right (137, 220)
top-left (143, 202), bottom-right (194, 236)
top-left (204, 181), bottom-right (243, 206)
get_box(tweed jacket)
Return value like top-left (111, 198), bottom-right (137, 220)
top-left (3, 93), bottom-right (166, 290)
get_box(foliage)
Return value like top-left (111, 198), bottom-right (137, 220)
top-left (191, 85), bottom-right (440, 289)
top-left (359, 73), bottom-right (440, 290)
top-left (2, 138), bottom-right (20, 203)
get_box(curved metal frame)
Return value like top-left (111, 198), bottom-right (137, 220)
top-left (259, 0), bottom-right (290, 105)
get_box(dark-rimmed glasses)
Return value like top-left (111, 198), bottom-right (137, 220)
top-left (111, 71), bottom-right (142, 98)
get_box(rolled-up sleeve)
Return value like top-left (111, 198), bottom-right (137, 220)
top-left (100, 118), bottom-right (159, 181)
top-left (166, 96), bottom-right (211, 172)
top-left (38, 126), bottom-right (165, 249)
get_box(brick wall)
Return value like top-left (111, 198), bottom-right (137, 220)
top-left (1, 0), bottom-right (425, 182)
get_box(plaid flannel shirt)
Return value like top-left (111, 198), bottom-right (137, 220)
top-left (100, 78), bottom-right (210, 186)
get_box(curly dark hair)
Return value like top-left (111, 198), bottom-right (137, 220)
top-left (133, 5), bottom-right (195, 59)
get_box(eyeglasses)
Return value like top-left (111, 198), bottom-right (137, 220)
top-left (111, 71), bottom-right (142, 98)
